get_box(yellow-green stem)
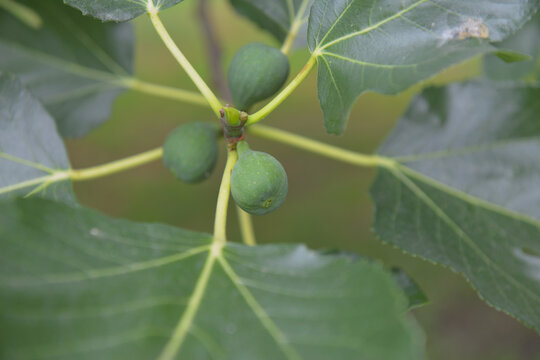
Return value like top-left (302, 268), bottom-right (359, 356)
top-left (126, 78), bottom-right (208, 106)
top-left (237, 205), bottom-right (257, 246)
top-left (213, 148), bottom-right (239, 247)
top-left (280, 0), bottom-right (311, 55)
top-left (249, 125), bottom-right (395, 168)
top-left (247, 56), bottom-right (317, 125)
top-left (147, 6), bottom-right (222, 117)
top-left (0, 173), bottom-right (68, 196)
top-left (0, 148), bottom-right (164, 197)
top-left (0, 0), bottom-right (42, 29)
top-left (70, 148), bottom-right (163, 181)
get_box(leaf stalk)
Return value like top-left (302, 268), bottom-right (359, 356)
top-left (213, 148), bottom-right (239, 246)
top-left (237, 205), bottom-right (257, 246)
top-left (247, 56), bottom-right (317, 125)
top-left (248, 125), bottom-right (395, 168)
top-left (0, 148), bottom-right (164, 197)
top-left (148, 9), bottom-right (223, 117)
top-left (125, 78), bottom-right (208, 106)
top-left (0, 0), bottom-right (42, 29)
top-left (280, 0), bottom-right (311, 55)
top-left (70, 148), bottom-right (164, 181)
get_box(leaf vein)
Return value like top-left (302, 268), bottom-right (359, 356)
top-left (389, 166), bottom-right (540, 303)
top-left (318, 0), bottom-right (430, 50)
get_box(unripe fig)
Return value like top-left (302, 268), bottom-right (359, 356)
top-left (228, 42), bottom-right (290, 111)
top-left (231, 141), bottom-right (288, 215)
top-left (162, 122), bottom-right (220, 183)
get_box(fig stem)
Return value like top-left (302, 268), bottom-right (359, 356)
top-left (237, 205), bottom-right (257, 246)
top-left (248, 125), bottom-right (397, 169)
top-left (148, 9), bottom-right (223, 117)
top-left (213, 147), bottom-right (239, 246)
top-left (246, 56), bottom-right (317, 126)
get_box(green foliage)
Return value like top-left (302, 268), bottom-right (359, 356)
top-left (307, 0), bottom-right (540, 134)
top-left (484, 11), bottom-right (540, 83)
top-left (0, 0), bottom-right (134, 137)
top-left (228, 42), bottom-right (290, 111)
top-left (163, 122), bottom-right (220, 184)
top-left (0, 74), bottom-right (74, 203)
top-left (372, 81), bottom-right (540, 330)
top-left (0, 0), bottom-right (539, 357)
top-left (231, 141), bottom-right (288, 215)
top-left (0, 197), bottom-right (424, 360)
top-left (64, 0), bottom-right (184, 22)
top-left (229, 0), bottom-right (307, 42)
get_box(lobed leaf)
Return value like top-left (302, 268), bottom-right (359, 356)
top-left (307, 0), bottom-right (540, 134)
top-left (371, 81), bottom-right (540, 331)
top-left (0, 73), bottom-right (74, 203)
top-left (0, 197), bottom-right (425, 360)
top-left (484, 11), bottom-right (540, 83)
top-left (0, 0), bottom-right (134, 137)
top-left (64, 0), bottom-right (183, 22)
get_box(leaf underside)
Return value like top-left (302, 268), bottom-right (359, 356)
top-left (308, 0), bottom-right (540, 134)
top-left (371, 81), bottom-right (540, 331)
top-left (0, 198), bottom-right (424, 360)
top-left (0, 73), bottom-right (74, 203)
top-left (64, 0), bottom-right (183, 22)
top-left (0, 0), bottom-right (134, 137)
top-left (484, 11), bottom-right (540, 83)
top-left (230, 0), bottom-right (305, 42)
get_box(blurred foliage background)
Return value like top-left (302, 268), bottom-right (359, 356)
top-left (65, 1), bottom-right (540, 358)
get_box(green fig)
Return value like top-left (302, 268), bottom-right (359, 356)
top-left (162, 122), bottom-right (220, 183)
top-left (231, 141), bottom-right (288, 215)
top-left (228, 42), bottom-right (290, 111)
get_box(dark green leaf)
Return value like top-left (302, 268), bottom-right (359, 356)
top-left (230, 0), bottom-right (310, 42)
top-left (0, 0), bottom-right (134, 137)
top-left (64, 0), bottom-right (183, 22)
top-left (484, 11), bottom-right (540, 83)
top-left (308, 0), bottom-right (540, 134)
top-left (0, 197), bottom-right (425, 360)
top-left (0, 73), bottom-right (74, 203)
top-left (371, 81), bottom-right (540, 331)
top-left (321, 249), bottom-right (428, 310)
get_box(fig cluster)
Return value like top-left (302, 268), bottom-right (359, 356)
top-left (162, 123), bottom-right (288, 215)
top-left (162, 41), bottom-right (290, 215)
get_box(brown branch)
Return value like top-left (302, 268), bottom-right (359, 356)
top-left (197, 0), bottom-right (231, 101)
